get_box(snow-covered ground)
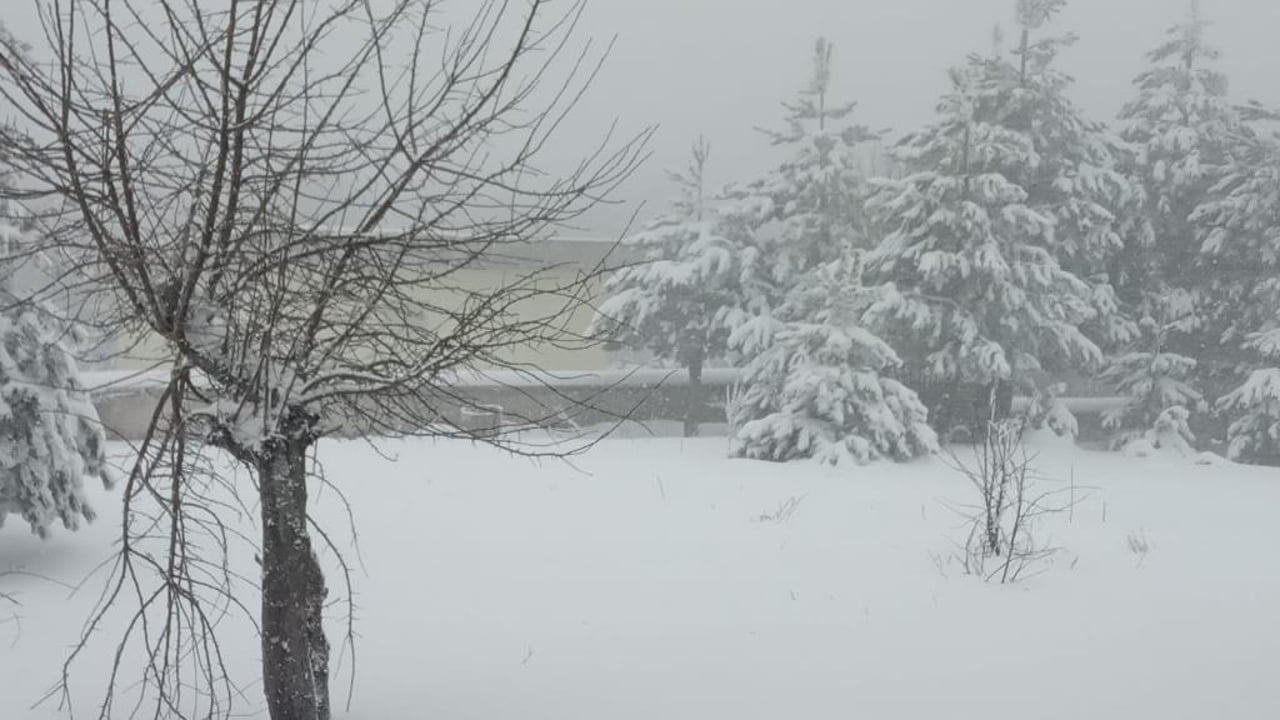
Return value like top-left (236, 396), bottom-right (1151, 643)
top-left (3, 434), bottom-right (1279, 719)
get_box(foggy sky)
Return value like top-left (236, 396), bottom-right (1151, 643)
top-left (566, 0), bottom-right (1280, 235)
top-left (6, 1), bottom-right (1278, 237)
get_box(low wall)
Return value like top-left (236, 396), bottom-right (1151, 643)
top-left (87, 367), bottom-right (1126, 442)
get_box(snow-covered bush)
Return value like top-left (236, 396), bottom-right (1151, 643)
top-left (1100, 303), bottom-right (1203, 449)
top-left (0, 299), bottom-right (113, 538)
top-left (1218, 330), bottom-right (1280, 464)
top-left (728, 249), bottom-right (937, 466)
top-left (1119, 406), bottom-right (1197, 458)
top-left (1023, 382), bottom-right (1078, 440)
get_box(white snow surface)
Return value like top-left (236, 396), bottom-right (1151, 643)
top-left (3, 435), bottom-right (1279, 719)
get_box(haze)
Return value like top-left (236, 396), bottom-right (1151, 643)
top-left (7, 0), bottom-right (1276, 234)
top-left (568, 0), bottom-right (1280, 233)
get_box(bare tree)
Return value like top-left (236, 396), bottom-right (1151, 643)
top-left (944, 417), bottom-right (1075, 584)
top-left (0, 1), bottom-right (647, 719)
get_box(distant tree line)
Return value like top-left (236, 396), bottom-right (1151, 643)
top-left (596, 0), bottom-right (1280, 464)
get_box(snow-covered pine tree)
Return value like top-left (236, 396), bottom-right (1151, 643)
top-left (0, 222), bottom-right (111, 538)
top-left (864, 59), bottom-right (1101, 439)
top-left (1106, 2), bottom-right (1249, 444)
top-left (1098, 295), bottom-right (1203, 449)
top-left (734, 37), bottom-right (878, 328)
top-left (594, 139), bottom-right (747, 436)
top-left (998, 0), bottom-right (1138, 350)
top-left (728, 241), bottom-right (937, 466)
top-left (946, 1), bottom-right (1140, 438)
top-left (725, 37), bottom-right (929, 460)
top-left (1117, 2), bottom-right (1240, 287)
top-left (1218, 329), bottom-right (1280, 464)
top-left (1192, 131), bottom-right (1280, 381)
top-left (1196, 133), bottom-right (1280, 463)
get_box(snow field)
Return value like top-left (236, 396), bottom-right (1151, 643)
top-left (2, 434), bottom-right (1279, 719)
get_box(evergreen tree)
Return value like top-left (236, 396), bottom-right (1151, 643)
top-left (1217, 329), bottom-right (1280, 463)
top-left (1098, 297), bottom-right (1203, 448)
top-left (865, 59), bottom-right (1101, 438)
top-left (728, 243), bottom-right (937, 466)
top-left (594, 139), bottom-right (747, 436)
top-left (998, 1), bottom-right (1139, 349)
top-left (725, 38), bottom-right (934, 463)
top-left (734, 36), bottom-right (878, 330)
top-left (0, 223), bottom-right (112, 538)
top-left (1106, 2), bottom-right (1248, 443)
top-left (1196, 134), bottom-right (1280, 462)
top-left (1118, 3), bottom-right (1240, 280)
top-left (1193, 133), bottom-right (1280, 368)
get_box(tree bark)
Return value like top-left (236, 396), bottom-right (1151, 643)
top-left (683, 355), bottom-right (704, 438)
top-left (257, 435), bottom-right (330, 720)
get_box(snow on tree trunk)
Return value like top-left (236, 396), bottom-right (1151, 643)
top-left (258, 434), bottom-right (329, 720)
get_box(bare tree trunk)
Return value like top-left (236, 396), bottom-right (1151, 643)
top-left (683, 354), bottom-right (704, 438)
top-left (964, 380), bottom-right (1014, 442)
top-left (990, 379), bottom-right (1014, 422)
top-left (258, 436), bottom-right (329, 720)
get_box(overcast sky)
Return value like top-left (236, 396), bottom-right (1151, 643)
top-left (562, 0), bottom-right (1280, 235)
top-left (6, 1), bottom-right (1277, 237)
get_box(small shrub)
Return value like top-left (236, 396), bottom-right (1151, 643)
top-left (946, 417), bottom-right (1072, 583)
top-left (1125, 529), bottom-right (1152, 566)
top-left (753, 495), bottom-right (806, 525)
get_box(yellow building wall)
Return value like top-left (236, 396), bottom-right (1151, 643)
top-left (109, 263), bottom-right (613, 373)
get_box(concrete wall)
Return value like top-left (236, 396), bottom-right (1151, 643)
top-left (91, 367), bottom-right (728, 441)
top-left (91, 367), bottom-right (1123, 444)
